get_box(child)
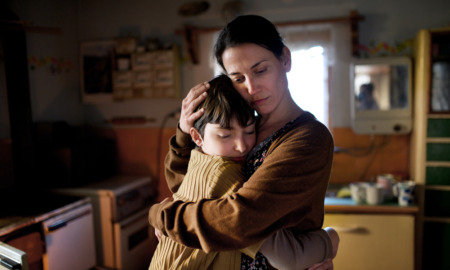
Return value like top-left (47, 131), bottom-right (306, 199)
top-left (149, 74), bottom-right (338, 270)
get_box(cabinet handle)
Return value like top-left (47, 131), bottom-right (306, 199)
top-left (332, 226), bottom-right (369, 234)
top-left (44, 209), bottom-right (91, 233)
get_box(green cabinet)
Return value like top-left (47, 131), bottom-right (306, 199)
top-left (411, 28), bottom-right (450, 270)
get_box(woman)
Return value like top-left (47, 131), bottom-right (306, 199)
top-left (149, 15), bottom-right (336, 269)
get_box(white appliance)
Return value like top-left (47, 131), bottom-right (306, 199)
top-left (0, 242), bottom-right (28, 270)
top-left (41, 202), bottom-right (96, 270)
top-left (57, 175), bottom-right (156, 270)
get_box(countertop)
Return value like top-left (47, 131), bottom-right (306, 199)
top-left (0, 189), bottom-right (91, 237)
top-left (325, 197), bottom-right (419, 215)
top-left (0, 189), bottom-right (418, 238)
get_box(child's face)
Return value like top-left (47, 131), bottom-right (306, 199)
top-left (198, 117), bottom-right (256, 162)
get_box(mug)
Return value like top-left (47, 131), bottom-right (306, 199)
top-left (366, 183), bottom-right (384, 205)
top-left (393, 181), bottom-right (416, 206)
top-left (350, 182), bottom-right (366, 204)
top-left (376, 174), bottom-right (396, 200)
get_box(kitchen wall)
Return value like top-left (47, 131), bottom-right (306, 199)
top-left (2, 0), bottom-right (450, 199)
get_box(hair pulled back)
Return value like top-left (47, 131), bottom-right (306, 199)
top-left (214, 15), bottom-right (286, 71)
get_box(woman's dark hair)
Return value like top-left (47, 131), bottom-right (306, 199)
top-left (214, 15), bottom-right (286, 71)
top-left (193, 74), bottom-right (255, 136)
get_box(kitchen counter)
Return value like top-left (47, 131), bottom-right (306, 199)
top-left (0, 190), bottom-right (91, 237)
top-left (325, 197), bottom-right (419, 215)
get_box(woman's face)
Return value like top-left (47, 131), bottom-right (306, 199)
top-left (222, 43), bottom-right (291, 116)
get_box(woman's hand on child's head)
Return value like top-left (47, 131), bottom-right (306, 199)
top-left (180, 82), bottom-right (210, 134)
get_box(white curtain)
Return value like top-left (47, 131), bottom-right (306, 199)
top-left (278, 24), bottom-right (334, 64)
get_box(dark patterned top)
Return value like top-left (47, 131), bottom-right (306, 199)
top-left (240, 116), bottom-right (301, 270)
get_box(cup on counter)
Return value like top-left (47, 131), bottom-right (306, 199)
top-left (376, 174), bottom-right (396, 201)
top-left (365, 183), bottom-right (384, 205)
top-left (393, 181), bottom-right (416, 206)
top-left (350, 182), bottom-right (367, 204)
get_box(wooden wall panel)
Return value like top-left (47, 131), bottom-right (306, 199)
top-left (95, 127), bottom-right (176, 202)
top-left (330, 127), bottom-right (410, 183)
top-left (95, 126), bottom-right (410, 201)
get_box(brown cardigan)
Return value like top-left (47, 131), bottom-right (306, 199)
top-left (149, 112), bottom-right (334, 253)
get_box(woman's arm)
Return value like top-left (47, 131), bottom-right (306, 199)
top-left (149, 119), bottom-right (334, 252)
top-left (259, 229), bottom-right (334, 270)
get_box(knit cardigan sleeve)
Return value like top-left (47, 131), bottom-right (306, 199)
top-left (164, 126), bottom-right (196, 193)
top-left (149, 116), bottom-right (334, 253)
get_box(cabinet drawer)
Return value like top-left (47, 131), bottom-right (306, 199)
top-left (427, 118), bottom-right (450, 137)
top-left (323, 214), bottom-right (414, 270)
top-left (426, 143), bottom-right (450, 161)
top-left (426, 166), bottom-right (450, 185)
top-left (422, 221), bottom-right (450, 269)
top-left (424, 189), bottom-right (450, 217)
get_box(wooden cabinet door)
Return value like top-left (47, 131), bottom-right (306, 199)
top-left (323, 214), bottom-right (414, 270)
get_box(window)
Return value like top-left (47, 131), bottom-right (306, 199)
top-left (281, 26), bottom-right (331, 127)
top-left (287, 46), bottom-right (328, 126)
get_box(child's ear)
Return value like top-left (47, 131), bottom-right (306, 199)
top-left (190, 127), bottom-right (203, 147)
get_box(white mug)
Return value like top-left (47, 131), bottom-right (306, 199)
top-left (365, 183), bottom-right (384, 205)
top-left (393, 181), bottom-right (416, 206)
top-left (350, 182), bottom-right (366, 204)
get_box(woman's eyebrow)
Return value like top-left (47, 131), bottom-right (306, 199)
top-left (228, 60), bottom-right (267, 76)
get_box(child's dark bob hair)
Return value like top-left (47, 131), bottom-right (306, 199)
top-left (193, 74), bottom-right (255, 136)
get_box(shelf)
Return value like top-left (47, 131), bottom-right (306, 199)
top-left (428, 114), bottom-right (450, 119)
top-left (424, 217), bottom-right (450, 224)
top-left (426, 138), bottom-right (450, 143)
top-left (80, 39), bottom-right (180, 103)
top-left (424, 185), bottom-right (450, 191)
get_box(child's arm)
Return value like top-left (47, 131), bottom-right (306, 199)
top-left (259, 227), bottom-right (339, 270)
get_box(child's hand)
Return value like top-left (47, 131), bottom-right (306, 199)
top-left (153, 197), bottom-right (173, 241)
top-left (308, 258), bottom-right (333, 270)
top-left (155, 228), bottom-right (163, 241)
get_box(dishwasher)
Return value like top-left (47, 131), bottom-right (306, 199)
top-left (41, 202), bottom-right (96, 270)
top-left (0, 241), bottom-right (29, 270)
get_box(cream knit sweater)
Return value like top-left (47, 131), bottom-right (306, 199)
top-left (149, 150), bottom-right (259, 270)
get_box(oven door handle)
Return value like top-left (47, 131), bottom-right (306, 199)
top-left (45, 209), bottom-right (92, 233)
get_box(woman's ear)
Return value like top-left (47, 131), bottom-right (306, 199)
top-left (190, 127), bottom-right (203, 147)
top-left (281, 46), bottom-right (292, 72)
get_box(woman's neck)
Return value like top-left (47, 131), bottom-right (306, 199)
top-left (256, 101), bottom-right (303, 144)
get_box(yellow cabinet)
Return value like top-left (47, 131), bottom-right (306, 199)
top-left (323, 214), bottom-right (414, 270)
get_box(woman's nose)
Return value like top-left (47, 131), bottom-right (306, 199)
top-left (245, 78), bottom-right (259, 95)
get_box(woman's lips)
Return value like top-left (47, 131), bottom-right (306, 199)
top-left (252, 96), bottom-right (269, 106)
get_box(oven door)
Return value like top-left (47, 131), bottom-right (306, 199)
top-left (0, 242), bottom-right (28, 270)
top-left (113, 208), bottom-right (155, 270)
